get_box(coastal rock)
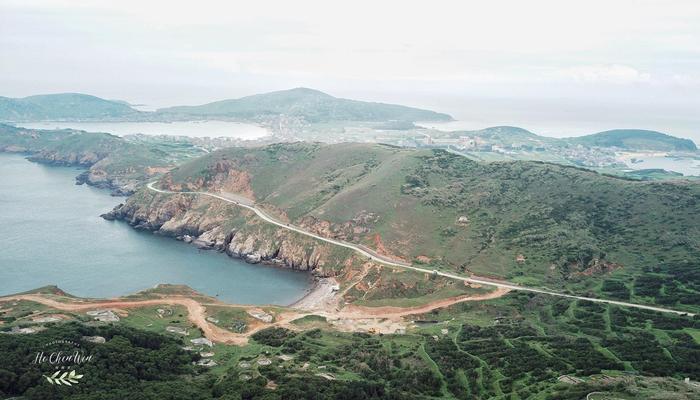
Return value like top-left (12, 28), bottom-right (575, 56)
top-left (245, 253), bottom-right (262, 263)
top-left (109, 193), bottom-right (333, 273)
top-left (166, 326), bottom-right (189, 336)
top-left (24, 151), bottom-right (136, 195)
top-left (32, 316), bottom-right (62, 323)
top-left (83, 335), bottom-right (107, 344)
top-left (193, 238), bottom-right (215, 249)
top-left (86, 309), bottom-right (119, 322)
top-left (247, 309), bottom-right (273, 323)
top-left (5, 327), bottom-right (39, 335)
top-left (196, 359), bottom-right (217, 367)
top-left (190, 337), bottom-right (213, 347)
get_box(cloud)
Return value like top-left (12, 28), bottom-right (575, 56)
top-left (559, 64), bottom-right (652, 84)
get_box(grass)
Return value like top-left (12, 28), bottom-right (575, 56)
top-left (6, 289), bottom-right (699, 399)
top-left (120, 304), bottom-right (203, 338)
top-left (0, 124), bottom-right (205, 189)
top-left (161, 143), bottom-right (700, 313)
top-left (353, 284), bottom-right (490, 308)
top-left (204, 305), bottom-right (253, 333)
top-left (0, 300), bottom-right (50, 328)
top-left (290, 314), bottom-right (328, 326)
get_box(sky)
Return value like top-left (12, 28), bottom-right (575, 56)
top-left (1, 0), bottom-right (699, 140)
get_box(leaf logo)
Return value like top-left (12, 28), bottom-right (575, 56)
top-left (44, 370), bottom-right (83, 386)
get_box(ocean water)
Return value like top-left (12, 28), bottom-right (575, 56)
top-left (0, 153), bottom-right (310, 304)
top-left (14, 120), bottom-right (269, 139)
top-left (623, 156), bottom-right (700, 177)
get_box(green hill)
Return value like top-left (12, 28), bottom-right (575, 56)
top-left (157, 87), bottom-right (453, 123)
top-left (0, 93), bottom-right (140, 121)
top-left (567, 129), bottom-right (697, 151)
top-left (445, 126), bottom-right (557, 147)
top-left (441, 126), bottom-right (695, 152)
top-left (0, 124), bottom-right (202, 194)
top-left (160, 142), bottom-right (700, 311)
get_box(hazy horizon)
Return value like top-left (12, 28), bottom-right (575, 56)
top-left (2, 0), bottom-right (699, 141)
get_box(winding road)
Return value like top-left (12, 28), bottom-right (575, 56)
top-left (146, 182), bottom-right (696, 317)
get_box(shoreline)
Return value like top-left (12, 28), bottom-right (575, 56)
top-left (0, 153), bottom-right (313, 307)
top-left (288, 277), bottom-right (339, 310)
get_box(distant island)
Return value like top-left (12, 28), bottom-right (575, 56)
top-left (566, 129), bottom-right (697, 152)
top-left (1, 90), bottom-right (698, 184)
top-left (0, 88), bottom-right (453, 124)
top-left (0, 93), bottom-right (139, 121)
top-left (422, 125), bottom-right (697, 152)
top-left (157, 87), bottom-right (453, 123)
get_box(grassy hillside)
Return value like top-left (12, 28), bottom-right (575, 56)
top-left (0, 93), bottom-right (140, 121)
top-left (440, 126), bottom-right (696, 152)
top-left (164, 142), bottom-right (700, 310)
top-left (443, 126), bottom-right (557, 147)
top-left (0, 124), bottom-right (202, 193)
top-left (158, 87), bottom-right (453, 123)
top-left (567, 129), bottom-right (697, 151)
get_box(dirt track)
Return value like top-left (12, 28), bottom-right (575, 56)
top-left (147, 182), bottom-right (696, 318)
top-left (0, 287), bottom-right (510, 344)
top-left (1, 295), bottom-right (257, 345)
top-left (341, 287), bottom-right (511, 317)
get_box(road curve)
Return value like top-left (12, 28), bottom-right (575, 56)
top-left (146, 182), bottom-right (695, 317)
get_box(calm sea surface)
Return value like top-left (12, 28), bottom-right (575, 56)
top-left (623, 156), bottom-right (700, 176)
top-left (0, 153), bottom-right (310, 304)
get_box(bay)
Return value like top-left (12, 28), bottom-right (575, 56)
top-left (0, 153), bottom-right (310, 304)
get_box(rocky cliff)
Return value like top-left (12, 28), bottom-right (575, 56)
top-left (102, 188), bottom-right (465, 305)
top-left (103, 190), bottom-right (353, 276)
top-left (24, 152), bottom-right (140, 195)
top-left (0, 124), bottom-right (184, 195)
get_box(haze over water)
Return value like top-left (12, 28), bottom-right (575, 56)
top-left (0, 153), bottom-right (310, 304)
top-left (15, 120), bottom-right (270, 139)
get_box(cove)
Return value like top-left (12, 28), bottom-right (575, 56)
top-left (0, 153), bottom-right (311, 304)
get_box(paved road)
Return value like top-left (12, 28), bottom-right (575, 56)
top-left (146, 182), bottom-right (696, 317)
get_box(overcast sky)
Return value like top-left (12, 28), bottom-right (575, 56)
top-left (1, 0), bottom-right (699, 139)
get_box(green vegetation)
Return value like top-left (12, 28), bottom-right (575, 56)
top-left (121, 305), bottom-right (203, 338)
top-left (163, 143), bottom-right (700, 311)
top-left (0, 300), bottom-right (49, 327)
top-left (0, 88), bottom-right (453, 124)
top-left (437, 126), bottom-right (697, 152)
top-left (205, 306), bottom-right (254, 333)
top-left (0, 93), bottom-right (140, 121)
top-left (410, 292), bottom-right (700, 399)
top-left (0, 124), bottom-right (204, 193)
top-left (158, 87), bottom-right (452, 123)
top-left (3, 291), bottom-right (699, 399)
top-left (0, 323), bottom-right (202, 399)
top-left (345, 266), bottom-right (490, 307)
top-left (442, 126), bottom-right (557, 148)
top-left (568, 129), bottom-right (697, 151)
top-left (213, 293), bottom-right (700, 399)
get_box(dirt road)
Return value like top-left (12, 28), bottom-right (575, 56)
top-left (1, 294), bottom-right (253, 344)
top-left (146, 182), bottom-right (696, 317)
top-left (0, 286), bottom-right (511, 344)
top-left (342, 287), bottom-right (511, 317)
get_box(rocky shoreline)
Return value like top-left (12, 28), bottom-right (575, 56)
top-left (16, 151), bottom-right (136, 196)
top-left (102, 203), bottom-right (339, 309)
top-left (75, 170), bottom-right (137, 196)
top-left (100, 199), bottom-right (331, 275)
top-left (0, 134), bottom-right (141, 195)
top-left (289, 277), bottom-right (339, 310)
